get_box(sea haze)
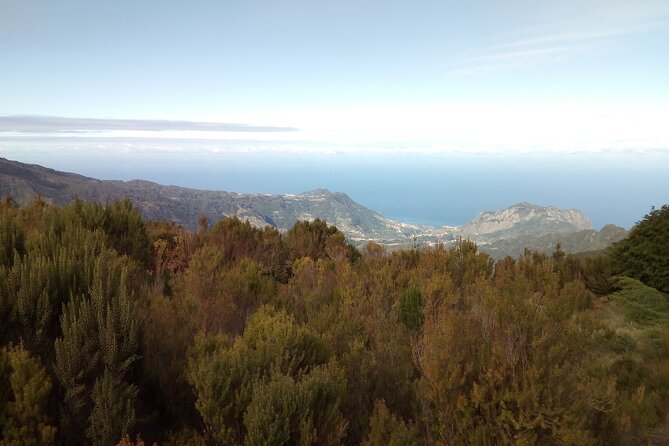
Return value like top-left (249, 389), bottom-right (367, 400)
top-left (6, 151), bottom-right (669, 230)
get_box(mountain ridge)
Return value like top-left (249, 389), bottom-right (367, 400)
top-left (0, 157), bottom-right (625, 254)
top-left (0, 157), bottom-right (429, 243)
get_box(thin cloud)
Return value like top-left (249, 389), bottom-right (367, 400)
top-left (472, 46), bottom-right (572, 62)
top-left (452, 4), bottom-right (668, 78)
top-left (451, 44), bottom-right (587, 78)
top-left (0, 115), bottom-right (298, 133)
top-left (494, 21), bottom-right (666, 50)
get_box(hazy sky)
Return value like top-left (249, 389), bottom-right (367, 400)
top-left (2, 0), bottom-right (669, 154)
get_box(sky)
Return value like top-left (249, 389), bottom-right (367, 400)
top-left (1, 1), bottom-right (669, 228)
top-left (1, 0), bottom-right (668, 154)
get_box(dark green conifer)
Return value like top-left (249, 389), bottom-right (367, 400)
top-left (609, 204), bottom-right (669, 293)
top-left (54, 253), bottom-right (139, 445)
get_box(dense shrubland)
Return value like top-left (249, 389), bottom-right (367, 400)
top-left (0, 197), bottom-right (668, 445)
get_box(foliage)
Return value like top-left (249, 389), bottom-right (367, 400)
top-left (596, 276), bottom-right (669, 443)
top-left (161, 429), bottom-right (207, 446)
top-left (0, 345), bottom-right (56, 446)
top-left (609, 205), bottom-right (669, 293)
top-left (138, 288), bottom-right (200, 424)
top-left (243, 364), bottom-right (348, 446)
top-left (88, 370), bottom-right (137, 446)
top-left (286, 218), bottom-right (358, 263)
top-left (363, 400), bottom-right (419, 446)
top-left (184, 248), bottom-right (275, 336)
top-left (54, 253), bottom-right (139, 445)
top-left (116, 433), bottom-right (157, 446)
top-left (204, 216), bottom-right (290, 281)
top-left (398, 283), bottom-right (424, 330)
top-left (188, 306), bottom-right (335, 444)
top-left (610, 276), bottom-right (669, 326)
top-left (415, 256), bottom-right (608, 445)
top-left (1, 198), bottom-right (669, 445)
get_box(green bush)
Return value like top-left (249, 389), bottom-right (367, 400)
top-left (609, 205), bottom-right (669, 293)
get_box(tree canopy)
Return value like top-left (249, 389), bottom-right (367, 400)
top-left (609, 205), bottom-right (669, 293)
top-left (1, 197), bottom-right (668, 445)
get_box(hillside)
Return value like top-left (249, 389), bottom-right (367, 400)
top-left (0, 157), bottom-right (442, 243)
top-left (478, 224), bottom-right (628, 259)
top-left (0, 157), bottom-right (624, 255)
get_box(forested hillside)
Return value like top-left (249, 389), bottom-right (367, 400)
top-left (1, 197), bottom-right (668, 445)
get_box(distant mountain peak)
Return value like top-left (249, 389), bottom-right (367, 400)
top-left (461, 202), bottom-right (592, 241)
top-left (300, 188), bottom-right (333, 196)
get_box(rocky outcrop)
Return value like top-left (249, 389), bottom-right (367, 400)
top-left (459, 202), bottom-right (592, 242)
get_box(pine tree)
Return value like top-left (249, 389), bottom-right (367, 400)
top-left (0, 267), bottom-right (10, 342)
top-left (0, 346), bottom-right (57, 446)
top-left (8, 255), bottom-right (53, 348)
top-left (4, 221), bottom-right (107, 349)
top-left (87, 369), bottom-right (137, 446)
top-left (0, 209), bottom-right (24, 268)
top-left (54, 253), bottom-right (139, 445)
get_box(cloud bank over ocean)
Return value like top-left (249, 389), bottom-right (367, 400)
top-left (0, 115), bottom-right (297, 133)
top-left (2, 103), bottom-right (668, 156)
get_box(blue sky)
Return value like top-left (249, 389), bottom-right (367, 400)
top-left (1, 0), bottom-right (669, 154)
top-left (2, 1), bottom-right (669, 228)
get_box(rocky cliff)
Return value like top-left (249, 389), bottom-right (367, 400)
top-left (460, 202), bottom-right (592, 242)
